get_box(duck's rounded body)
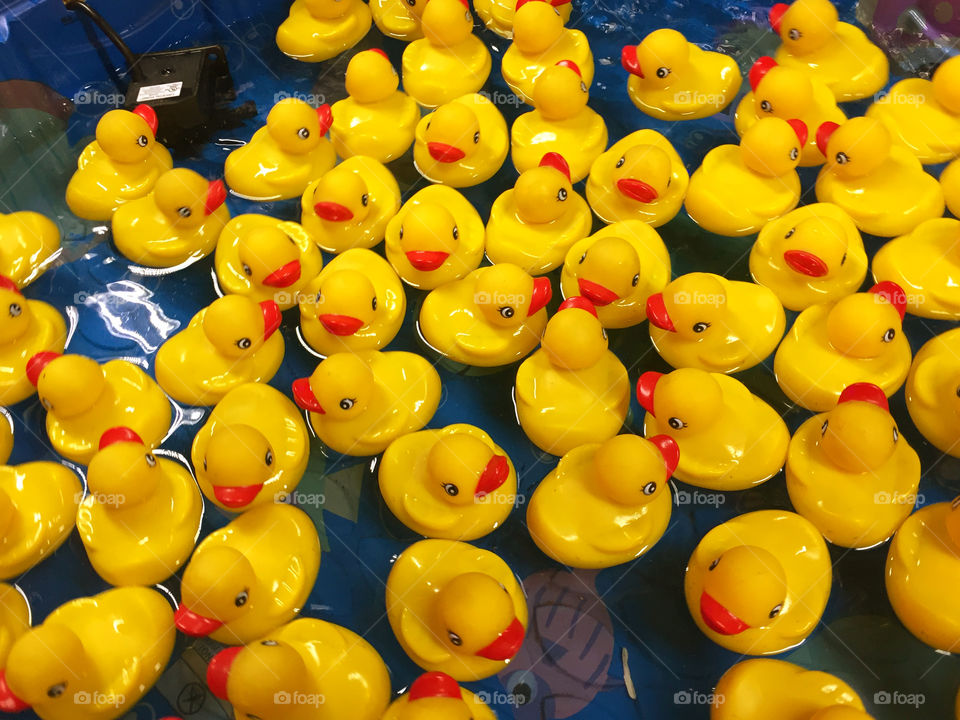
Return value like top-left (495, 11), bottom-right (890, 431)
top-left (905, 328), bottom-right (960, 457)
top-left (382, 671), bottom-right (497, 720)
top-left (944, 157), bottom-right (960, 217)
top-left (0, 584), bottom-right (29, 669)
top-left (0, 211), bottom-right (60, 288)
top-left (275, 0), bottom-right (372, 62)
top-left (370, 0), bottom-right (423, 39)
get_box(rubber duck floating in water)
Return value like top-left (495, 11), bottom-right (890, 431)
top-left (224, 98), bottom-right (335, 202)
top-left (384, 184), bottom-right (485, 290)
top-left (685, 510), bottom-right (832, 655)
top-left (906, 328), bottom-right (960, 457)
top-left (298, 248), bottom-right (406, 356)
top-left (637, 368), bottom-right (789, 491)
top-left (477, 0), bottom-right (572, 38)
top-left (419, 263), bottom-right (552, 367)
top-left (646, 273), bottom-right (786, 374)
top-left (175, 502), bottom-right (321, 644)
top-left (586, 130), bottom-right (689, 227)
top-left (275, 0), bottom-right (372, 62)
top-left (485, 152), bottom-right (592, 274)
top-left (111, 168), bottom-right (229, 268)
top-left (299, 155), bottom-right (401, 254)
top-left (27, 352), bottom-right (171, 464)
top-left (379, 424), bottom-right (517, 540)
top-left (500, 0), bottom-right (593, 104)
top-left (386, 539), bottom-right (528, 680)
top-left (402, 0), bottom-right (492, 109)
top-left (511, 60), bottom-right (608, 183)
top-left (769, 0), bottom-right (888, 101)
top-left (560, 222), bottom-right (672, 329)
top-left (735, 56), bottom-right (845, 166)
top-left (814, 117), bottom-right (945, 237)
top-left (944, 157), bottom-right (960, 218)
top-left (77, 427), bottom-right (203, 586)
top-left (0, 587), bottom-right (175, 720)
top-left (293, 350), bottom-right (441, 456)
top-left (0, 211), bottom-right (60, 288)
top-left (214, 214), bottom-right (323, 311)
top-left (382, 671), bottom-right (498, 720)
top-left (370, 0), bottom-right (426, 40)
top-left (155, 294), bottom-right (284, 407)
top-left (330, 49), bottom-right (419, 163)
top-left (749, 202), bottom-right (867, 312)
top-left (0, 583), bottom-right (29, 669)
top-left (685, 116), bottom-right (806, 236)
top-left (205, 617), bottom-right (391, 720)
top-left (65, 104), bottom-right (173, 221)
top-left (774, 282), bottom-right (911, 411)
top-left (413, 93), bottom-right (509, 187)
top-left (526, 432), bottom-right (677, 568)
top-left (621, 28), bottom-right (741, 120)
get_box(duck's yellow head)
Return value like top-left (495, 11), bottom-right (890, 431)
top-left (748, 56), bottom-right (814, 121)
top-left (698, 545), bottom-right (788, 635)
top-left (818, 383), bottom-right (897, 473)
top-left (636, 368), bottom-right (725, 432)
top-left (311, 165), bottom-right (371, 224)
top-left (933, 55), bottom-right (960, 115)
top-left (593, 433), bottom-right (678, 506)
top-left (2, 624), bottom-right (89, 713)
top-left (399, 203), bottom-right (461, 271)
top-left (816, 117), bottom-right (890, 179)
top-left (266, 98), bottom-right (333, 155)
top-left (206, 637), bottom-right (312, 714)
top-left (87, 427), bottom-right (160, 508)
top-left (424, 102), bottom-right (481, 164)
top-left (621, 29), bottom-right (689, 88)
top-left (533, 61), bottom-right (589, 121)
top-left (427, 433), bottom-right (510, 503)
top-left (0, 277), bottom-right (29, 345)
top-left (203, 424), bottom-right (275, 508)
top-left (434, 572), bottom-right (524, 661)
top-left (826, 282), bottom-right (905, 359)
top-left (540, 297), bottom-right (607, 370)
top-left (612, 144), bottom-right (673, 204)
top-left (237, 226), bottom-right (302, 289)
top-left (514, 152), bottom-right (573, 224)
top-left (28, 352), bottom-right (105, 419)
top-left (310, 269), bottom-right (379, 336)
top-left (346, 49), bottom-right (399, 104)
top-left (809, 707), bottom-right (876, 720)
top-left (473, 264), bottom-right (552, 327)
top-left (740, 116), bottom-right (806, 177)
top-left (154, 168), bottom-right (226, 227)
top-left (779, 215), bottom-right (849, 278)
top-left (400, 673), bottom-right (472, 720)
top-left (303, 0), bottom-right (354, 21)
top-left (422, 0), bottom-right (473, 47)
top-left (572, 236), bottom-right (642, 306)
top-left (646, 273), bottom-right (728, 340)
top-left (512, 0), bottom-right (565, 55)
top-left (176, 546), bottom-right (256, 636)
top-left (201, 294), bottom-right (281, 359)
top-left (945, 495), bottom-right (960, 551)
top-left (769, 0), bottom-right (838, 54)
top-left (292, 352), bottom-right (374, 419)
top-left (95, 104), bottom-right (158, 164)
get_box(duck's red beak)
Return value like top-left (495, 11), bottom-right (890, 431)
top-left (648, 434), bottom-right (680, 478)
top-left (527, 277), bottom-right (553, 316)
top-left (621, 45), bottom-right (643, 77)
top-left (26, 351), bottom-right (61, 386)
top-left (700, 592), bottom-right (750, 635)
top-left (428, 142), bottom-right (466, 163)
top-left (409, 672), bottom-right (462, 700)
top-left (783, 250), bottom-right (828, 277)
top-left (0, 276), bottom-right (21, 294)
top-left (313, 201), bottom-right (354, 222)
top-left (406, 251), bottom-right (450, 271)
top-left (99, 426), bottom-right (144, 449)
top-left (635, 371), bottom-right (662, 415)
top-left (475, 455), bottom-right (509, 497)
top-left (769, 2), bottom-right (789, 33)
top-left (476, 618), bottom-right (524, 660)
top-left (175, 604), bottom-right (224, 637)
top-left (558, 296), bottom-right (597, 316)
top-left (263, 260), bottom-right (302, 288)
top-left (292, 377), bottom-right (325, 414)
top-left (260, 300), bottom-right (282, 339)
top-left (617, 178), bottom-right (658, 203)
top-left (213, 483), bottom-right (265, 508)
top-left (317, 104), bottom-right (333, 135)
top-left (205, 180), bottom-right (227, 215)
top-left (749, 56), bottom-right (778, 91)
top-left (0, 671), bottom-right (29, 712)
top-left (645, 293), bottom-right (675, 331)
top-left (206, 645), bottom-right (243, 701)
top-left (577, 278), bottom-right (619, 306)
top-left (133, 103), bottom-right (158, 136)
top-left (838, 382), bottom-right (889, 411)
top-left (870, 280), bottom-right (907, 320)
top-left (319, 314), bottom-right (364, 336)
top-left (816, 121), bottom-right (840, 156)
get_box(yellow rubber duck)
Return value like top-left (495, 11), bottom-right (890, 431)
top-left (773, 282), bottom-right (912, 411)
top-left (511, 60), bottom-right (608, 183)
top-left (621, 28), bottom-right (742, 121)
top-left (214, 214), bottom-right (322, 311)
top-left (370, 0), bottom-right (426, 40)
top-left (382, 671), bottom-right (497, 720)
top-left (945, 157), bottom-right (960, 217)
top-left (275, 0), bottom-right (372, 62)
top-left (111, 168), bottom-right (229, 268)
top-left (330, 49), bottom-right (419, 163)
top-left (65, 104), bottom-right (173, 221)
top-left (906, 328), bottom-right (960, 457)
top-left (476, 0), bottom-right (571, 37)
top-left (384, 185), bottom-right (485, 290)
top-left (637, 368), bottom-right (789, 491)
top-left (585, 129), bottom-right (689, 227)
top-left (0, 461), bottom-right (79, 580)
top-left (516, 297), bottom-right (630, 455)
top-left (485, 152), bottom-right (591, 274)
top-left (28, 352), bottom-right (171, 464)
top-left (872, 218), bottom-right (960, 319)
top-left (886, 494), bottom-right (960, 652)
top-left (0, 276), bottom-right (67, 406)
top-left (786, 383), bottom-right (920, 549)
top-left (0, 211), bottom-right (60, 288)
top-left (224, 98), bottom-right (335, 201)
top-left (386, 539), bottom-right (527, 680)
top-left (419, 263), bottom-right (552, 367)
top-left (0, 584), bottom-right (29, 669)
top-left (413, 93), bottom-right (509, 187)
top-left (299, 155), bottom-right (401, 254)
top-left (749, 202), bottom-right (867, 312)
top-left (500, 0), bottom-right (593, 105)
top-left (712, 659), bottom-right (871, 719)
top-left (155, 294), bottom-right (284, 407)
top-left (77, 427), bottom-right (202, 586)
top-left (734, 56), bottom-right (846, 167)
top-left (0, 587), bottom-right (175, 720)
top-left (815, 117), bottom-right (945, 237)
top-left (685, 510), bottom-right (831, 654)
top-left (646, 273), bottom-right (786, 374)
top-left (175, 503), bottom-right (320, 644)
top-left (402, 0), bottom-right (492, 108)
top-left (560, 222), bottom-right (672, 328)
top-left (192, 382), bottom-right (309, 511)
top-left (769, 0), bottom-right (888, 101)
top-left (685, 116), bottom-right (806, 236)
top-left (293, 350), bottom-right (441, 456)
top-left (298, 248), bottom-right (406, 356)
top-left (526, 433), bottom-right (677, 568)
top-left (379, 423), bottom-right (517, 540)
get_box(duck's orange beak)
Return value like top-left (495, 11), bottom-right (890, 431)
top-left (783, 250), bottom-right (828, 277)
top-left (621, 45), bottom-right (643, 78)
top-left (577, 278), bottom-right (619, 306)
top-left (319, 314), bottom-right (364, 335)
top-left (205, 180), bottom-right (227, 215)
top-left (635, 371), bottom-right (662, 415)
top-left (475, 455), bottom-right (509, 497)
top-left (213, 483), bottom-right (265, 508)
top-left (699, 592), bottom-right (750, 635)
top-left (0, 671), bottom-right (29, 712)
top-left (175, 604), bottom-right (224, 636)
top-left (292, 377), bottom-right (325, 414)
top-left (313, 201), bottom-right (354, 222)
top-left (645, 293), bottom-right (675, 331)
top-left (476, 618), bottom-right (524, 660)
top-left (406, 251), bottom-right (450, 271)
top-left (260, 300), bottom-right (282, 339)
top-left (769, 2), bottom-right (789, 33)
top-left (648, 434), bottom-right (680, 478)
top-left (26, 351), bottom-right (61, 386)
top-left (617, 177), bottom-right (658, 203)
top-left (428, 142), bottom-right (466, 163)
top-left (206, 645), bottom-right (243, 701)
top-left (263, 260), bottom-right (302, 288)
top-left (528, 276), bottom-right (553, 316)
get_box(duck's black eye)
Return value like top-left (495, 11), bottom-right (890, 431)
top-left (557, 187), bottom-right (568, 201)
top-left (47, 682), bottom-right (66, 698)
top-left (667, 417), bottom-right (685, 430)
top-left (788, 28), bottom-right (801, 40)
top-left (136, 135), bottom-right (148, 147)
top-left (579, 81), bottom-right (588, 92)
top-left (145, 453), bottom-right (157, 467)
top-left (578, 252), bottom-right (586, 264)
top-left (789, 147), bottom-right (799, 161)
top-left (452, 225), bottom-right (459, 240)
top-left (840, 252), bottom-right (847, 265)
top-left (956, 385), bottom-right (960, 398)
top-left (407, 0), bottom-right (415, 5)
top-left (892, 426), bottom-right (899, 443)
top-left (692, 322), bottom-right (709, 333)
top-left (499, 306), bottom-right (515, 319)
top-left (632, 273), bottom-right (639, 287)
top-left (821, 419), bottom-right (829, 435)
top-left (883, 328), bottom-right (896, 343)
top-left (265, 449), bottom-right (274, 466)
top-left (340, 398), bottom-right (355, 410)
top-left (642, 481), bottom-right (657, 495)
top-left (8, 303), bottom-right (21, 317)
top-left (203, 457), bottom-right (208, 471)
top-left (708, 558), bottom-right (720, 571)
top-left (448, 630), bottom-right (462, 646)
top-left (442, 483), bottom-right (459, 496)
top-left (656, 67), bottom-right (669, 79)
top-left (615, 156), bottom-right (625, 168)
top-left (236, 337), bottom-right (252, 350)
top-left (835, 151), bottom-right (849, 165)
top-left (371, 296), bottom-right (378, 310)
top-left (261, 639), bottom-right (279, 646)
top-left (235, 589), bottom-right (249, 607)
top-left (769, 603), bottom-right (783, 619)
top-left (760, 100), bottom-right (772, 113)
top-left (398, 226), bottom-right (404, 240)
top-left (298, 127), bottom-right (310, 139)
top-left (784, 227), bottom-right (795, 239)
top-left (178, 206), bottom-right (192, 218)
top-left (241, 263), bottom-right (252, 276)
top-left (361, 193), bottom-right (369, 207)
top-left (473, 131), bottom-right (480, 144)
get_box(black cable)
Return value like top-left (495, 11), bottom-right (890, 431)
top-left (62, 0), bottom-right (138, 73)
